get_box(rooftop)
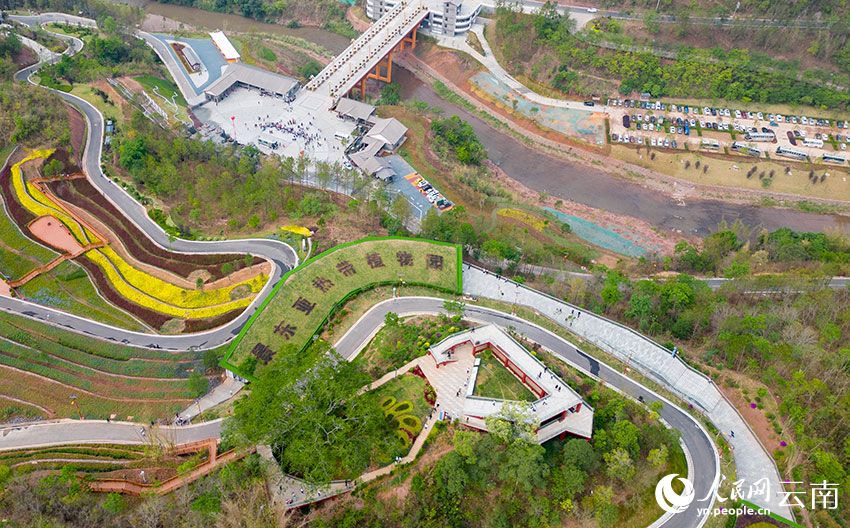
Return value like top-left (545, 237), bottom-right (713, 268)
top-left (209, 30), bottom-right (240, 61)
top-left (335, 97), bottom-right (376, 122)
top-left (204, 63), bottom-right (298, 99)
top-left (367, 117), bottom-right (408, 147)
top-left (428, 325), bottom-right (594, 443)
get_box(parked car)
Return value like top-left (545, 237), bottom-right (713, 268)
top-left (787, 131), bottom-right (797, 145)
top-left (622, 115), bottom-right (630, 128)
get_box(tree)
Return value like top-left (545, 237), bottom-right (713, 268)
top-left (380, 82), bottom-right (401, 105)
top-left (390, 194), bottom-right (412, 226)
top-left (485, 401), bottom-right (539, 445)
top-left (227, 346), bottom-right (389, 482)
top-left (299, 60), bottom-right (322, 80)
top-left (643, 10), bottom-right (661, 34)
top-left (604, 447), bottom-right (636, 482)
top-left (647, 444), bottom-right (669, 469)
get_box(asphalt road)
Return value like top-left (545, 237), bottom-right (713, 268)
top-left (334, 297), bottom-right (718, 528)
top-left (0, 296), bottom-right (718, 528)
top-left (0, 419), bottom-right (222, 451)
top-left (6, 14), bottom-right (298, 351)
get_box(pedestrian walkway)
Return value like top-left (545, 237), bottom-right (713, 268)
top-left (436, 23), bottom-right (591, 112)
top-left (178, 376), bottom-right (244, 422)
top-left (461, 264), bottom-right (791, 519)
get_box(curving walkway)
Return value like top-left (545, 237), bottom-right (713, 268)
top-left (5, 13), bottom-right (298, 350)
top-left (0, 296), bottom-right (721, 528)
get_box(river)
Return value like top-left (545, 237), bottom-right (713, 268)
top-left (394, 67), bottom-right (850, 237)
top-left (137, 2), bottom-right (850, 236)
top-left (142, 2), bottom-right (351, 53)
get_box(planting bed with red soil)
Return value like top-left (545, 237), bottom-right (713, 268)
top-left (0, 161), bottom-right (37, 225)
top-left (73, 255), bottom-right (248, 332)
top-left (45, 149), bottom-right (81, 175)
top-left (28, 215), bottom-right (85, 254)
top-left (71, 256), bottom-right (171, 329)
top-left (47, 177), bottom-right (263, 279)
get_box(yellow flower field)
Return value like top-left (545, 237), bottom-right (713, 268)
top-left (496, 208), bottom-right (548, 232)
top-left (12, 150), bottom-right (99, 244)
top-left (97, 246), bottom-right (263, 308)
top-left (85, 249), bottom-right (258, 319)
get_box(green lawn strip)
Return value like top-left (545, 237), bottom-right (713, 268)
top-left (0, 318), bottom-right (199, 379)
top-left (0, 205), bottom-right (58, 280)
top-left (133, 74), bottom-right (188, 107)
top-left (0, 445), bottom-right (147, 461)
top-left (0, 338), bottom-right (194, 400)
top-left (17, 260), bottom-right (148, 332)
top-left (360, 373), bottom-right (432, 465)
top-left (0, 311), bottom-right (200, 362)
top-left (472, 348), bottom-right (536, 402)
top-left (223, 237), bottom-right (461, 380)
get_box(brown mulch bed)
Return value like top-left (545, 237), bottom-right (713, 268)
top-left (0, 163), bottom-right (38, 228)
top-left (65, 107), bottom-right (87, 168)
top-left (73, 255), bottom-right (172, 330)
top-left (47, 177), bottom-right (262, 279)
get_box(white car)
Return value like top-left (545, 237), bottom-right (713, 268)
top-left (651, 137), bottom-right (657, 146)
top-left (842, 143), bottom-right (847, 151)
top-left (587, 7), bottom-right (598, 12)
top-left (801, 117), bottom-right (808, 125)
top-left (757, 112), bottom-right (764, 120)
top-left (735, 110), bottom-right (742, 119)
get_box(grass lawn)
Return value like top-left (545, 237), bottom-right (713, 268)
top-left (17, 260), bottom-right (148, 332)
top-left (69, 83), bottom-right (124, 128)
top-left (612, 145), bottom-right (850, 202)
top-left (365, 373), bottom-right (432, 424)
top-left (473, 349), bottom-right (536, 402)
top-left (134, 74), bottom-right (187, 107)
top-left (224, 237), bottom-right (461, 379)
top-left (0, 202), bottom-right (58, 281)
top-left (361, 372), bottom-right (433, 465)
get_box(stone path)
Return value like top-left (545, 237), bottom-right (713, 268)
top-left (462, 264), bottom-right (791, 519)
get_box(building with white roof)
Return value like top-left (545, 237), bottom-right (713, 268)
top-left (428, 325), bottom-right (593, 443)
top-left (366, 0), bottom-right (482, 35)
top-left (210, 31), bottom-right (240, 62)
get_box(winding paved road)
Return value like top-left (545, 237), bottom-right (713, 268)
top-left (0, 296), bottom-right (719, 528)
top-left (6, 13), bottom-right (298, 351)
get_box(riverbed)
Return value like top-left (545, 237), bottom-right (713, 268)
top-left (394, 67), bottom-right (850, 236)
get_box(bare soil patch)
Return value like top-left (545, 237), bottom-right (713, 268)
top-left (28, 215), bottom-right (84, 254)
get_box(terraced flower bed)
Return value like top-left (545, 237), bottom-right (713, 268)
top-left (0, 317), bottom-right (200, 378)
top-left (224, 237), bottom-right (462, 379)
top-left (0, 311), bottom-right (207, 420)
top-left (0, 366), bottom-right (185, 419)
top-left (48, 177), bottom-right (262, 280)
top-left (0, 200), bottom-right (57, 280)
top-left (5, 150), bottom-right (267, 330)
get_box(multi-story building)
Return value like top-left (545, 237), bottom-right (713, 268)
top-left (365, 0), bottom-right (483, 36)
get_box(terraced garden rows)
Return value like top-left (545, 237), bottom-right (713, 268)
top-left (1, 158), bottom-right (149, 329)
top-left (47, 176), bottom-right (262, 280)
top-left (3, 150), bottom-right (269, 331)
top-left (0, 366), bottom-right (185, 419)
top-left (0, 311), bottom-right (205, 420)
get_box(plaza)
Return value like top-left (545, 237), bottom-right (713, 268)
top-left (193, 87), bottom-right (356, 163)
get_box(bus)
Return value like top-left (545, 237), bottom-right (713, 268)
top-left (744, 131), bottom-right (776, 142)
top-left (822, 153), bottom-right (847, 164)
top-left (776, 146), bottom-right (807, 160)
top-left (700, 139), bottom-right (721, 150)
top-left (803, 138), bottom-right (824, 148)
top-left (257, 134), bottom-right (279, 149)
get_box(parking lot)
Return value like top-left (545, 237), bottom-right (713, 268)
top-left (606, 98), bottom-right (850, 164)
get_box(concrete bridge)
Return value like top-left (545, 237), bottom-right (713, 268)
top-left (303, 0), bottom-right (428, 103)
